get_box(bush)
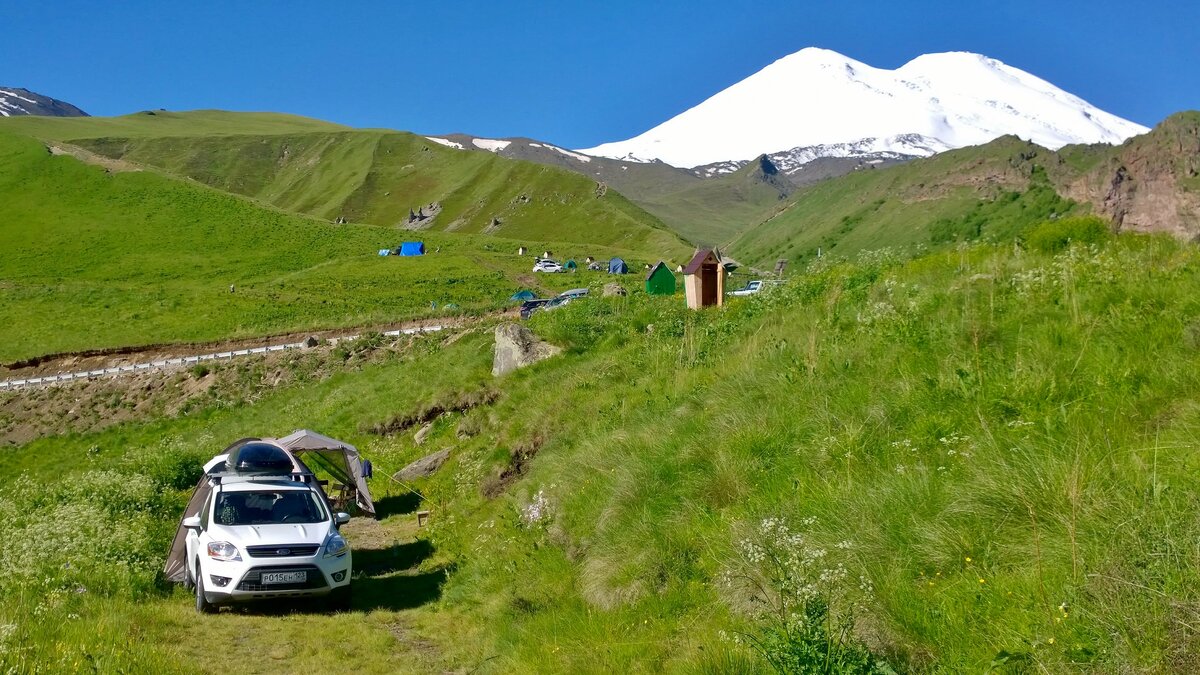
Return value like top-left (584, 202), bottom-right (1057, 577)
top-left (1025, 216), bottom-right (1111, 254)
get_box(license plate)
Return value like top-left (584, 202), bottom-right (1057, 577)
top-left (261, 571), bottom-right (306, 585)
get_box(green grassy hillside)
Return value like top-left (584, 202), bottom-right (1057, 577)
top-left (0, 111), bottom-right (689, 256)
top-left (627, 159), bottom-right (792, 247)
top-left (0, 109), bottom-right (348, 138)
top-left (729, 137), bottom-right (1075, 267)
top-left (4, 228), bottom-right (1200, 672)
top-left (0, 130), bottom-right (665, 362)
top-left (731, 114), bottom-right (1200, 269)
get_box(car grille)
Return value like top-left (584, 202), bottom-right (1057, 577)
top-left (246, 544), bottom-right (320, 558)
top-left (236, 565), bottom-right (327, 592)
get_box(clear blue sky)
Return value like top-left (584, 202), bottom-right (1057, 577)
top-left (3, 1), bottom-right (1196, 148)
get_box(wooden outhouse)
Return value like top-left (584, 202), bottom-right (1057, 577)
top-left (644, 261), bottom-right (676, 295)
top-left (682, 249), bottom-right (725, 309)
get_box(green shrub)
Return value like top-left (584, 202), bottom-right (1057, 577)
top-left (1025, 215), bottom-right (1111, 253)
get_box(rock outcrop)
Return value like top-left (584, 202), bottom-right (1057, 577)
top-left (492, 324), bottom-right (562, 376)
top-left (394, 448), bottom-right (451, 481)
top-left (602, 283), bottom-right (627, 297)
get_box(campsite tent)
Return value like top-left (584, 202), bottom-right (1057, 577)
top-left (608, 257), bottom-right (629, 274)
top-left (275, 430), bottom-right (376, 518)
top-left (645, 261), bottom-right (676, 295)
top-left (564, 259), bottom-right (578, 272)
top-left (399, 241), bottom-right (425, 256)
top-left (163, 432), bottom-right (377, 583)
top-left (510, 289), bottom-right (537, 302)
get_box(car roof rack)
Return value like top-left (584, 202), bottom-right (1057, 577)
top-left (208, 470), bottom-right (315, 486)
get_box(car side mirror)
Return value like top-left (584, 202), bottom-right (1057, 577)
top-left (182, 516), bottom-right (202, 530)
top-left (335, 512), bottom-right (351, 526)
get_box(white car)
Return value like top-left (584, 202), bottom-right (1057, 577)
top-left (182, 443), bottom-right (352, 613)
top-left (729, 280), bottom-right (765, 297)
top-left (533, 259), bottom-right (563, 273)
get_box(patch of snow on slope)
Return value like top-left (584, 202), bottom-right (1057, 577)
top-left (472, 138), bottom-right (512, 152)
top-left (426, 137), bottom-right (464, 150)
top-left (0, 89), bottom-right (36, 104)
top-left (543, 144), bottom-right (591, 162)
top-left (578, 48), bottom-right (1148, 168)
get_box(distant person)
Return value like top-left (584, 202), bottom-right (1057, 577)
top-left (229, 284), bottom-right (235, 294)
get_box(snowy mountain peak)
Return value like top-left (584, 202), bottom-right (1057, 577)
top-left (0, 87), bottom-right (88, 118)
top-left (578, 48), bottom-right (1148, 170)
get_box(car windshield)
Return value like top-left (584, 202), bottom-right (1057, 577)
top-left (213, 489), bottom-right (328, 526)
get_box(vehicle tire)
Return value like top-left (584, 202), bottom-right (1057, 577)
top-left (183, 565), bottom-right (194, 592)
top-left (328, 586), bottom-right (352, 613)
top-left (195, 565), bottom-right (217, 614)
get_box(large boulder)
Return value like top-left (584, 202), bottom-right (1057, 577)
top-left (394, 448), bottom-right (451, 481)
top-left (413, 422), bottom-right (433, 446)
top-left (492, 324), bottom-right (562, 376)
top-left (602, 282), bottom-right (627, 297)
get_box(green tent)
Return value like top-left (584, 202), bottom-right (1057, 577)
top-left (645, 261), bottom-right (676, 295)
top-left (564, 259), bottom-right (578, 271)
top-left (510, 289), bottom-right (537, 302)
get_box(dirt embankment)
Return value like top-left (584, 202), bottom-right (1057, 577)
top-left (2, 315), bottom-right (498, 379)
top-left (0, 328), bottom-right (460, 447)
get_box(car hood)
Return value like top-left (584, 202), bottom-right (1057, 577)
top-left (210, 522), bottom-right (330, 546)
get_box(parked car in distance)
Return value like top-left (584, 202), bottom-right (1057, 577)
top-left (729, 280), bottom-right (765, 297)
top-left (520, 298), bottom-right (552, 320)
top-left (542, 296), bottom-right (574, 312)
top-left (557, 288), bottom-right (590, 300)
top-left (533, 259), bottom-right (562, 273)
top-left (183, 443), bottom-right (352, 613)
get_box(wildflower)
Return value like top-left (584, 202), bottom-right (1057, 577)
top-left (965, 556), bottom-right (972, 563)
top-left (1048, 638), bottom-right (1055, 645)
top-left (978, 578), bottom-right (985, 584)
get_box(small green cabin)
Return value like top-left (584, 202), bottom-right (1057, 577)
top-left (645, 261), bottom-right (676, 295)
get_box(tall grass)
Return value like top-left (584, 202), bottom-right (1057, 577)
top-left (3, 232), bottom-right (1200, 672)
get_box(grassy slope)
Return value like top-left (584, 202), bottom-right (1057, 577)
top-left (0, 109), bottom-right (348, 138)
top-left (629, 161), bottom-right (791, 247)
top-left (0, 130), bottom-right (659, 362)
top-left (0, 111), bottom-right (690, 256)
top-left (4, 232), bottom-right (1200, 672)
top-left (729, 137), bottom-right (1063, 267)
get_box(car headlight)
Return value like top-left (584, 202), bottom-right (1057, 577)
top-left (324, 533), bottom-right (349, 558)
top-left (207, 541), bottom-right (242, 562)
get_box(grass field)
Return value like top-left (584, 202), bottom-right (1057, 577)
top-left (4, 224), bottom-right (1200, 672)
top-left (0, 129), bottom-right (681, 362)
top-left (0, 111), bottom-right (690, 256)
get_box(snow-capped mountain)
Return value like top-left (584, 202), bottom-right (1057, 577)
top-left (690, 134), bottom-right (948, 178)
top-left (578, 48), bottom-right (1148, 170)
top-left (0, 87), bottom-right (88, 117)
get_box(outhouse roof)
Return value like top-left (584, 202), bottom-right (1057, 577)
top-left (682, 249), bottom-right (719, 275)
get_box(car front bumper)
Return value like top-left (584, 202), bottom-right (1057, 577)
top-left (201, 552), bottom-right (351, 605)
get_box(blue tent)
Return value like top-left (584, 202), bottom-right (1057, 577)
top-left (399, 241), bottom-right (425, 256)
top-left (608, 257), bottom-right (629, 274)
top-left (509, 289), bottom-right (537, 302)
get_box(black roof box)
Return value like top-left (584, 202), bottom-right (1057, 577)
top-left (227, 442), bottom-right (293, 475)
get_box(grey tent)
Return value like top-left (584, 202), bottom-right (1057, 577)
top-left (274, 430), bottom-right (376, 519)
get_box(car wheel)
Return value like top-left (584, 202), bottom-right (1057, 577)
top-left (195, 564), bottom-right (217, 614)
top-left (183, 564), bottom-right (195, 592)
